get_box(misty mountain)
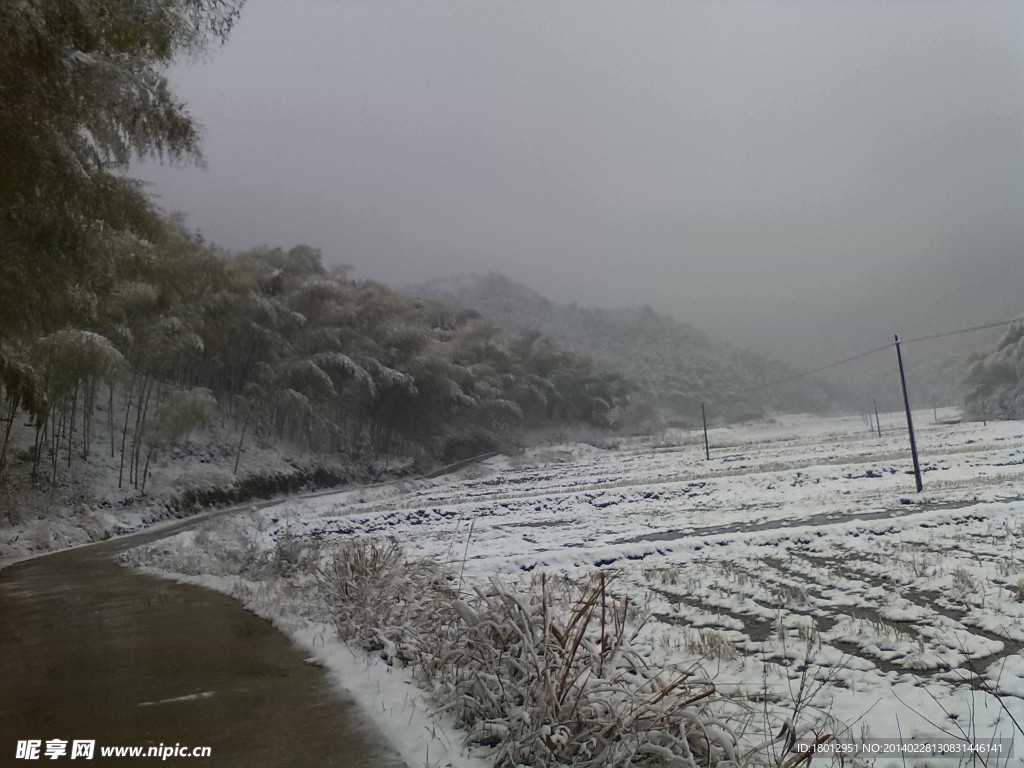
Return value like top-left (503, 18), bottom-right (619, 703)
top-left (406, 273), bottom-right (849, 424)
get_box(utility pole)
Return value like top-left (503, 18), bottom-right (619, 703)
top-left (701, 401), bottom-right (710, 461)
top-left (894, 335), bottom-right (923, 492)
top-left (873, 399), bottom-right (881, 438)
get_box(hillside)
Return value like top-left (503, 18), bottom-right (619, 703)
top-left (406, 273), bottom-right (849, 424)
top-left (1, 243), bottom-right (638, 562)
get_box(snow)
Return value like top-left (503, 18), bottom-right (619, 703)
top-left (125, 409), bottom-right (1024, 764)
top-left (129, 567), bottom-right (492, 768)
top-left (138, 691), bottom-right (216, 706)
top-left (0, 395), bottom-right (413, 569)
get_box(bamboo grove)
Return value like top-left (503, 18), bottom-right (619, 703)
top-left (0, 1), bottom-right (631, 491)
top-left (0, 231), bottom-right (634, 490)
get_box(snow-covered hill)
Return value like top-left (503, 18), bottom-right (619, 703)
top-left (406, 272), bottom-right (850, 423)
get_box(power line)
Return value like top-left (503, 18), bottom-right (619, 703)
top-left (900, 317), bottom-right (1021, 345)
top-left (706, 314), bottom-right (1020, 492)
top-left (731, 343), bottom-right (892, 395)
top-left (728, 315), bottom-right (1021, 397)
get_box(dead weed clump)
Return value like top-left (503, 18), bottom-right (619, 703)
top-left (318, 544), bottom-right (744, 767)
top-left (315, 539), bottom-right (455, 666)
top-left (429, 572), bottom-right (729, 767)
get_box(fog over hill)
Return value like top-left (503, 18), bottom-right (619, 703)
top-left (137, 0), bottom-right (1024, 384)
top-left (407, 273), bottom-right (850, 424)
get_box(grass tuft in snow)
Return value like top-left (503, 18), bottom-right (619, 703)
top-left (315, 539), bottom-right (455, 667)
top-left (314, 541), bottom-right (838, 768)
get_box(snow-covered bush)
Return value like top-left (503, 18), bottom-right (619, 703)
top-left (964, 317), bottom-right (1024, 420)
top-left (314, 542), bottom-right (802, 768)
top-left (315, 539), bottom-right (456, 666)
top-left (428, 573), bottom-right (730, 767)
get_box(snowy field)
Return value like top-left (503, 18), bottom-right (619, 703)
top-left (129, 411), bottom-right (1024, 765)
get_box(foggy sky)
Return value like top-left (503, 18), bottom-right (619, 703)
top-left (138, 0), bottom-right (1024, 366)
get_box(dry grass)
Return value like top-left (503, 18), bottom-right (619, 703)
top-left (312, 541), bottom-right (843, 768)
top-left (315, 539), bottom-right (455, 666)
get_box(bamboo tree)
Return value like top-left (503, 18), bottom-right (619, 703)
top-left (0, 356), bottom-right (45, 479)
top-left (117, 371), bottom-right (137, 489)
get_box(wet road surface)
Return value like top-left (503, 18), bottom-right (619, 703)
top-left (0, 517), bottom-right (406, 767)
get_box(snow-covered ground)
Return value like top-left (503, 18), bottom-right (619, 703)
top-left (128, 410), bottom-right (1024, 765)
top-left (0, 404), bottom-right (411, 569)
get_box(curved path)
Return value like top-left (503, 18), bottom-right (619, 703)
top-left (0, 516), bottom-right (405, 767)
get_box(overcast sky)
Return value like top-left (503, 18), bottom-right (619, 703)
top-left (139, 0), bottom-right (1024, 366)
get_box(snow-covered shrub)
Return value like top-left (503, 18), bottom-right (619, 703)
top-left (121, 514), bottom-right (270, 577)
top-left (315, 539), bottom-right (456, 666)
top-left (315, 543), bottom-right (766, 767)
top-left (427, 573), bottom-right (731, 767)
top-left (964, 317), bottom-right (1024, 420)
top-left (268, 531), bottom-right (323, 577)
